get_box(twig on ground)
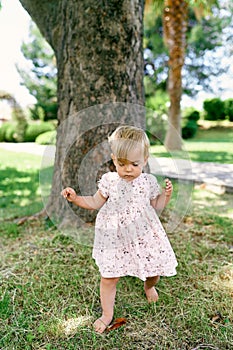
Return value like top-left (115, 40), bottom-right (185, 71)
top-left (15, 209), bottom-right (47, 226)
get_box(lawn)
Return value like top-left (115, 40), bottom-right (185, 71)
top-left (0, 147), bottom-right (233, 349)
top-left (151, 121), bottom-right (233, 163)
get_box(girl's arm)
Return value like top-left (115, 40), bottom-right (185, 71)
top-left (61, 187), bottom-right (107, 210)
top-left (150, 179), bottom-right (173, 213)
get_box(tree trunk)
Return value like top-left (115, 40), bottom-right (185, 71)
top-left (163, 0), bottom-right (188, 150)
top-left (19, 0), bottom-right (145, 227)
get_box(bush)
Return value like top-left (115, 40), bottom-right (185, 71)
top-left (181, 108), bottom-right (200, 139)
top-left (5, 124), bottom-right (17, 142)
top-left (0, 122), bottom-right (9, 142)
top-left (35, 130), bottom-right (56, 145)
top-left (182, 120), bottom-right (198, 139)
top-left (203, 98), bottom-right (226, 120)
top-left (183, 107), bottom-right (200, 122)
top-left (24, 122), bottom-right (55, 142)
top-left (145, 92), bottom-right (168, 145)
top-left (224, 98), bottom-right (233, 122)
top-left (0, 122), bottom-right (18, 142)
top-left (146, 111), bottom-right (167, 145)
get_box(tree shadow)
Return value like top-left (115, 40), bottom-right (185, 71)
top-left (0, 166), bottom-right (43, 220)
top-left (185, 150), bottom-right (233, 163)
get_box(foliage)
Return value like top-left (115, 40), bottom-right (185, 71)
top-left (0, 121), bottom-right (55, 143)
top-left (145, 90), bottom-right (168, 144)
top-left (151, 121), bottom-right (233, 163)
top-left (143, 3), bottom-right (232, 98)
top-left (0, 122), bottom-right (22, 142)
top-left (35, 130), bottom-right (57, 145)
top-left (24, 122), bottom-right (56, 142)
top-left (0, 91), bottom-right (28, 142)
top-left (0, 150), bottom-right (232, 349)
top-left (203, 97), bottom-right (226, 120)
top-left (2, 122), bottom-right (16, 142)
top-left (0, 122), bottom-right (11, 142)
top-left (182, 107), bottom-right (200, 122)
top-left (182, 120), bottom-right (198, 139)
top-left (224, 98), bottom-right (233, 122)
top-left (181, 108), bottom-right (200, 139)
top-left (17, 22), bottom-right (57, 121)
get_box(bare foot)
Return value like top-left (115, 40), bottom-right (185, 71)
top-left (144, 286), bottom-right (159, 303)
top-left (93, 316), bottom-right (112, 334)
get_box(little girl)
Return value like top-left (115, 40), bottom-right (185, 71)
top-left (61, 125), bottom-right (178, 334)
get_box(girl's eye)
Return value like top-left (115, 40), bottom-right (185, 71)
top-left (133, 163), bottom-right (139, 167)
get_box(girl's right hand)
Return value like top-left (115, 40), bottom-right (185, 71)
top-left (61, 187), bottom-right (77, 202)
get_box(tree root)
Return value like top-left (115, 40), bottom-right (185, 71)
top-left (15, 209), bottom-right (48, 226)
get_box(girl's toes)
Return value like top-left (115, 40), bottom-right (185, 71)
top-left (93, 318), bottom-right (111, 334)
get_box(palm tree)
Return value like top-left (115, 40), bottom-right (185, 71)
top-left (145, 0), bottom-right (219, 150)
top-left (163, 0), bottom-right (188, 150)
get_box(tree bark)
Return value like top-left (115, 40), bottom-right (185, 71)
top-left (19, 0), bottom-right (145, 227)
top-left (163, 0), bottom-right (188, 150)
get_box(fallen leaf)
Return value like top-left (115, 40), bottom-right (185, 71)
top-left (211, 311), bottom-right (223, 323)
top-left (106, 317), bottom-right (127, 332)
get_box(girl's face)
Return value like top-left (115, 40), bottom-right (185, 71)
top-left (112, 148), bottom-right (148, 182)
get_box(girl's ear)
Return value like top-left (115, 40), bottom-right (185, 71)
top-left (144, 157), bottom-right (149, 166)
top-left (111, 153), bottom-right (117, 166)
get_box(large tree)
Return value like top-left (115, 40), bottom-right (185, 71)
top-left (18, 0), bottom-right (145, 227)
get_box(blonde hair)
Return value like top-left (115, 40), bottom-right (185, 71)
top-left (108, 125), bottom-right (150, 160)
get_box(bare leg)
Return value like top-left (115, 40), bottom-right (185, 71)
top-left (144, 276), bottom-right (160, 303)
top-left (94, 276), bottom-right (119, 333)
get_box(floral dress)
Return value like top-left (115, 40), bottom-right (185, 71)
top-left (92, 172), bottom-right (178, 281)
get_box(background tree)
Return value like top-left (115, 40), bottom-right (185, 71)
top-left (144, 3), bottom-right (230, 98)
top-left (145, 0), bottom-right (223, 150)
top-left (18, 0), bottom-right (145, 226)
top-left (17, 22), bottom-right (58, 121)
top-left (162, 0), bottom-right (188, 150)
top-left (0, 91), bottom-right (27, 142)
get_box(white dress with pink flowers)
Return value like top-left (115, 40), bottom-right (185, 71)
top-left (92, 172), bottom-right (178, 281)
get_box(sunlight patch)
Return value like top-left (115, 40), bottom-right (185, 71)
top-left (58, 316), bottom-right (92, 335)
top-left (211, 264), bottom-right (233, 295)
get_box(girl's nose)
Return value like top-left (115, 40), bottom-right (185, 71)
top-left (125, 164), bottom-right (133, 172)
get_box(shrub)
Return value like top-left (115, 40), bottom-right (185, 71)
top-left (0, 122), bottom-right (9, 142)
top-left (35, 130), bottom-right (56, 145)
top-left (183, 107), bottom-right (200, 122)
top-left (5, 124), bottom-right (17, 142)
top-left (181, 108), bottom-right (200, 140)
top-left (182, 120), bottom-right (198, 139)
top-left (224, 98), bottom-right (233, 122)
top-left (203, 98), bottom-right (226, 120)
top-left (0, 122), bottom-right (18, 142)
top-left (146, 111), bottom-right (167, 145)
top-left (24, 122), bottom-right (55, 142)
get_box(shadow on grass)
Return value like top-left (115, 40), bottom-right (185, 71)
top-left (151, 149), bottom-right (233, 163)
top-left (0, 166), bottom-right (46, 221)
top-left (184, 150), bottom-right (233, 163)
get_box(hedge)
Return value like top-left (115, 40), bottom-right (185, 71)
top-left (35, 130), bottom-right (56, 145)
top-left (24, 122), bottom-right (55, 142)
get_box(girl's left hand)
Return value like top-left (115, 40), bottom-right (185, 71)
top-left (164, 178), bottom-right (173, 196)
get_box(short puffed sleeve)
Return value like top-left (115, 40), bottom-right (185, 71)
top-left (98, 173), bottom-right (111, 198)
top-left (148, 174), bottom-right (161, 200)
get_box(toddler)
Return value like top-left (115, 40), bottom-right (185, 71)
top-left (61, 125), bottom-right (177, 333)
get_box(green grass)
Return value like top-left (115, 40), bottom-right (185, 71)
top-left (0, 151), bottom-right (43, 220)
top-left (151, 122), bottom-right (233, 163)
top-left (0, 149), bottom-right (233, 349)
